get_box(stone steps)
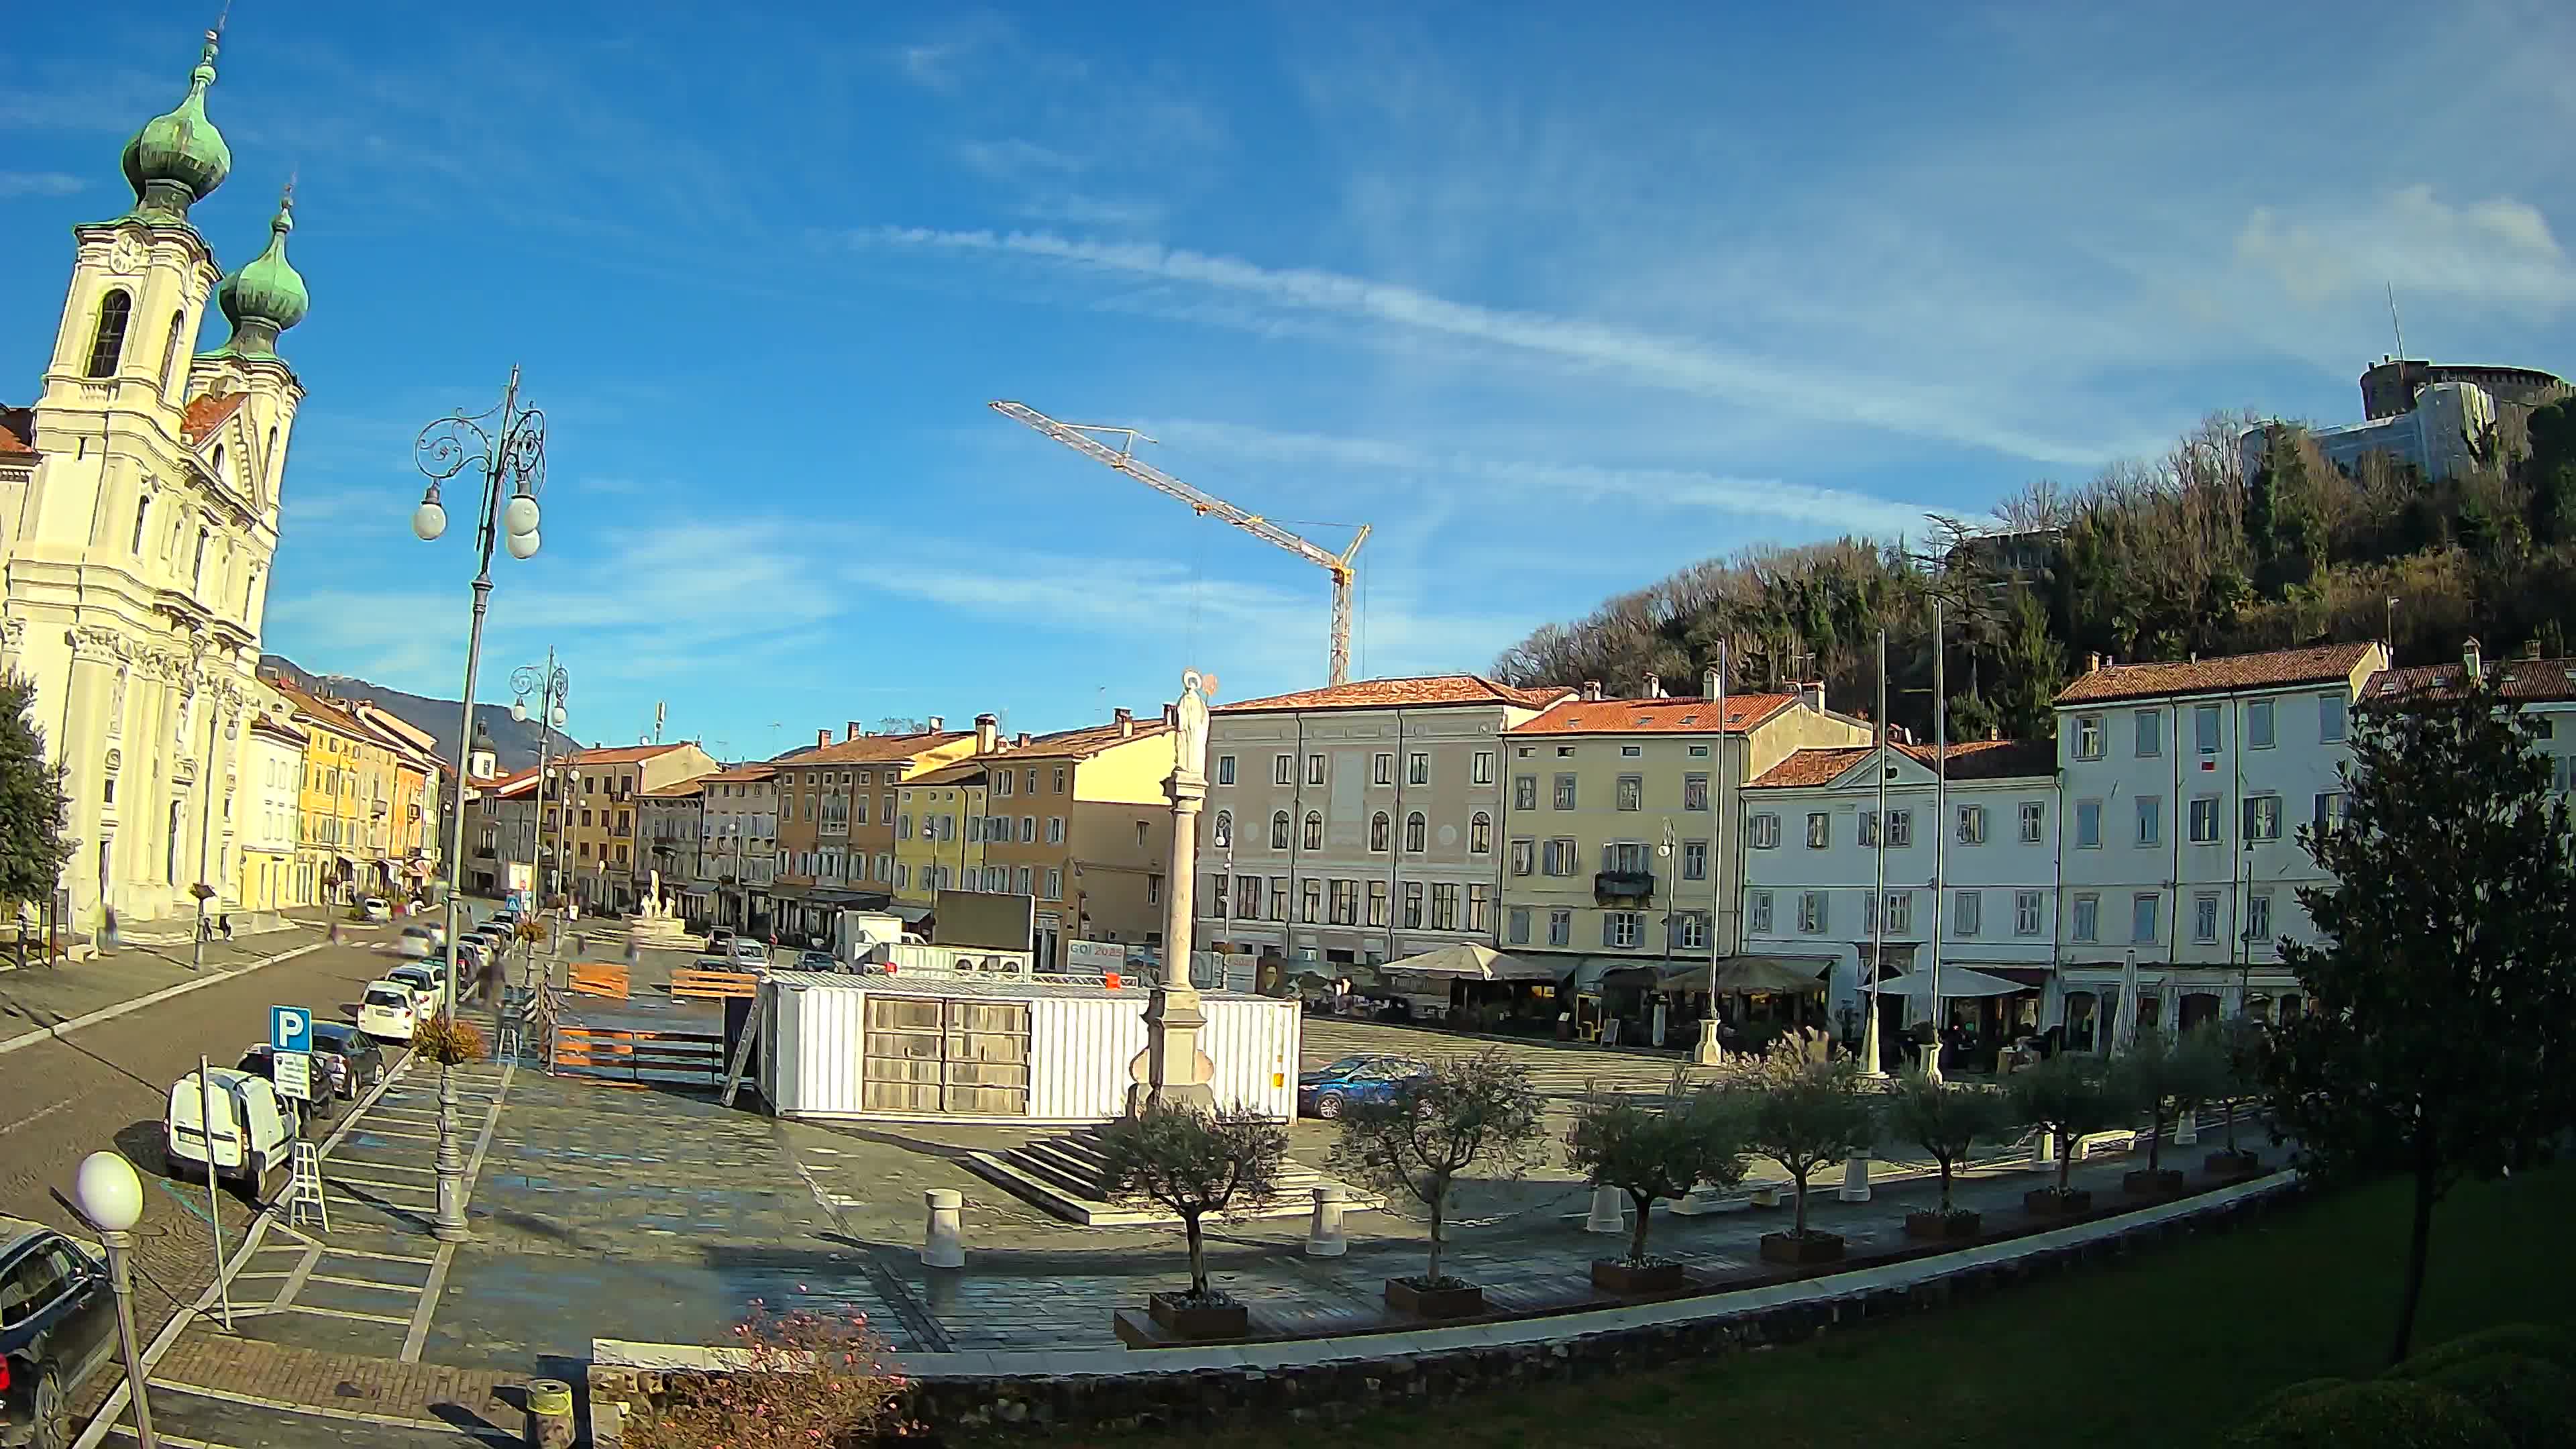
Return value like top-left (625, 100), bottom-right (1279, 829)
top-left (967, 1123), bottom-right (1372, 1226)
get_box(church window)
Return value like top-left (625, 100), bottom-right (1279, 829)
top-left (130, 495), bottom-right (150, 554)
top-left (87, 290), bottom-right (133, 378)
top-left (193, 528), bottom-right (210, 588)
top-left (211, 445), bottom-right (225, 482)
top-left (166, 800), bottom-right (183, 883)
top-left (158, 311), bottom-right (186, 396)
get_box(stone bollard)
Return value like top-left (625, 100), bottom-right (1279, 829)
top-left (2070, 1134), bottom-right (2092, 1163)
top-left (921, 1188), bottom-right (965, 1268)
top-left (2031, 1128), bottom-right (2057, 1173)
top-left (526, 1378), bottom-right (574, 1449)
top-left (1585, 1185), bottom-right (1625, 1234)
top-left (1838, 1154), bottom-right (1872, 1202)
top-left (1305, 1185), bottom-right (1349, 1256)
top-left (2176, 1109), bottom-right (2199, 1146)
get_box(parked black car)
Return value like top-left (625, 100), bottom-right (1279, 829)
top-left (0, 1216), bottom-right (117, 1449)
top-left (237, 1022), bottom-right (387, 1104)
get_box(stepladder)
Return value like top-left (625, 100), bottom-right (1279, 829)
top-left (284, 1140), bottom-right (331, 1232)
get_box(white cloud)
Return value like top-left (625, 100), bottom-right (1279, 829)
top-left (0, 172), bottom-right (83, 198)
top-left (2235, 185), bottom-right (2576, 313)
top-left (861, 225), bottom-right (2121, 468)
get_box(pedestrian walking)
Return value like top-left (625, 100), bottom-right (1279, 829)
top-left (219, 913), bottom-right (234, 941)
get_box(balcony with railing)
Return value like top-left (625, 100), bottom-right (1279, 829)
top-left (1594, 870), bottom-right (1656, 904)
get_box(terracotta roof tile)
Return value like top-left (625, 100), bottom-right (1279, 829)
top-left (1006, 718), bottom-right (1174, 760)
top-left (773, 731), bottom-right (970, 767)
top-left (2373, 654), bottom-right (2576, 704)
top-left (180, 392), bottom-right (245, 445)
top-left (562, 743), bottom-right (698, 766)
top-left (702, 763), bottom-right (778, 783)
top-left (1751, 739), bottom-right (2057, 788)
top-left (640, 780), bottom-right (706, 799)
top-left (1510, 693), bottom-right (1799, 736)
top-left (0, 406), bottom-right (35, 460)
top-left (2053, 642), bottom-right (2380, 706)
top-left (1218, 674), bottom-right (1572, 714)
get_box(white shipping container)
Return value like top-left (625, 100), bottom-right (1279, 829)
top-left (759, 971), bottom-right (1298, 1124)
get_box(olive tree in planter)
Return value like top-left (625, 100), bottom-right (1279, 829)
top-left (1737, 1044), bottom-right (1878, 1265)
top-left (1563, 1075), bottom-right (1750, 1295)
top-left (2112, 1024), bottom-right (2228, 1197)
top-left (2004, 1051), bottom-right (2123, 1216)
top-left (1330, 1051), bottom-right (1546, 1319)
top-left (2206, 1014), bottom-right (2272, 1177)
top-left (1095, 1099), bottom-right (1289, 1341)
top-left (1888, 1069), bottom-right (2019, 1240)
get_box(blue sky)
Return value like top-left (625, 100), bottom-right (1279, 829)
top-left (5, 1), bottom-right (2571, 763)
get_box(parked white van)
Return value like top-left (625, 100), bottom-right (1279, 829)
top-left (164, 1069), bottom-right (296, 1185)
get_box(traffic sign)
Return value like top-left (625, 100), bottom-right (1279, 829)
top-left (270, 1006), bottom-right (311, 1054)
top-left (273, 1050), bottom-right (313, 1102)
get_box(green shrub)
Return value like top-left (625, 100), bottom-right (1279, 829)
top-left (2396, 1326), bottom-right (2576, 1381)
top-left (2250, 1378), bottom-right (2352, 1418)
top-left (2224, 1380), bottom-right (2509, 1448)
top-left (2415, 1355), bottom-right (2575, 1449)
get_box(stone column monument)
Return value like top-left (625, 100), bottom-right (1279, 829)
top-left (1127, 669), bottom-right (1218, 1113)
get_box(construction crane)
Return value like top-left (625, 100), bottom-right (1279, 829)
top-left (991, 400), bottom-right (1372, 686)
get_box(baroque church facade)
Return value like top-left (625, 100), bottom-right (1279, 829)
top-left (0, 31), bottom-right (310, 928)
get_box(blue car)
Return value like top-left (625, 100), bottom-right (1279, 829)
top-left (1297, 1055), bottom-right (1432, 1119)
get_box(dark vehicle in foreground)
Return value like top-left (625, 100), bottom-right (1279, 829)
top-left (1296, 1055), bottom-right (1433, 1118)
top-left (237, 1022), bottom-right (387, 1104)
top-left (0, 1216), bottom-right (117, 1449)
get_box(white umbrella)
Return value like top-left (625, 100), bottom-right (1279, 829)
top-left (2110, 949), bottom-right (2142, 1056)
top-left (1872, 965), bottom-right (2027, 1000)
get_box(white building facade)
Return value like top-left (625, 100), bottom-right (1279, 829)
top-left (0, 33), bottom-right (309, 929)
top-left (238, 706), bottom-right (305, 912)
top-left (1739, 739), bottom-right (2060, 1047)
top-left (2051, 641), bottom-right (2390, 1048)
top-left (701, 763), bottom-right (779, 930)
top-left (1197, 676), bottom-right (1569, 971)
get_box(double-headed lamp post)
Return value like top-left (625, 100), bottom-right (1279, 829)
top-left (73, 1150), bottom-right (156, 1448)
top-left (511, 655), bottom-right (570, 901)
top-left (413, 368), bottom-right (546, 1244)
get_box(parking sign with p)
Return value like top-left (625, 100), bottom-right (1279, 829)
top-left (271, 1005), bottom-right (311, 1054)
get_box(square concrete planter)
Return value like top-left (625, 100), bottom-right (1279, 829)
top-left (2024, 1187), bottom-right (2094, 1217)
top-left (2204, 1148), bottom-right (2264, 1178)
top-left (2123, 1167), bottom-right (2186, 1197)
top-left (1145, 1291), bottom-right (1250, 1340)
top-left (1904, 1209), bottom-right (1983, 1241)
top-left (1385, 1277), bottom-right (1485, 1319)
top-left (1758, 1230), bottom-right (1846, 1265)
top-left (1591, 1258), bottom-right (1688, 1295)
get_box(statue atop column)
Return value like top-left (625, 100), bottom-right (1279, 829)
top-left (1127, 669), bottom-right (1218, 1113)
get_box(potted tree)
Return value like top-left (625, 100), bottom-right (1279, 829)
top-left (1737, 1040), bottom-right (1878, 1265)
top-left (1563, 1074), bottom-right (1749, 1295)
top-left (1095, 1099), bottom-right (1289, 1342)
top-left (2205, 1014), bottom-right (2271, 1177)
top-left (2005, 1051), bottom-right (2123, 1216)
top-left (1330, 1051), bottom-right (1546, 1319)
top-left (2114, 1025), bottom-right (2226, 1197)
top-left (1888, 1069), bottom-right (2019, 1240)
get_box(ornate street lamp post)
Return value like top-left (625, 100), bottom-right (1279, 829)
top-left (511, 654), bottom-right (570, 1004)
top-left (413, 368), bottom-right (545, 1243)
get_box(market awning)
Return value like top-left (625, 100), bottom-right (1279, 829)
top-left (1377, 943), bottom-right (1557, 982)
top-left (1710, 955), bottom-right (1833, 994)
top-left (1871, 965), bottom-right (2029, 1000)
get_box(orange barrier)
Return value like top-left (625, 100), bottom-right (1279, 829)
top-left (669, 968), bottom-right (758, 1002)
top-left (549, 1025), bottom-right (725, 1085)
top-left (569, 961), bottom-right (629, 1000)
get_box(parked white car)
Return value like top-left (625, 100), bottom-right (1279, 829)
top-left (358, 980), bottom-right (419, 1042)
top-left (384, 964), bottom-right (444, 1016)
top-left (358, 897), bottom-right (392, 923)
top-left (728, 940), bottom-right (769, 967)
top-left (166, 1069), bottom-right (297, 1185)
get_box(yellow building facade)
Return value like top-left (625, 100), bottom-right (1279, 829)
top-left (894, 767), bottom-right (990, 908)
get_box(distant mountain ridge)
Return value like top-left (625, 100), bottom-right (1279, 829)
top-left (258, 653), bottom-right (578, 773)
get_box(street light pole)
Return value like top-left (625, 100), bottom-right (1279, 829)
top-left (74, 1152), bottom-right (156, 1449)
top-left (413, 368), bottom-right (547, 1244)
top-left (513, 651), bottom-right (570, 987)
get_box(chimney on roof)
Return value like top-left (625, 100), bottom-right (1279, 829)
top-left (1015, 732), bottom-right (1032, 747)
top-left (1114, 707), bottom-right (1134, 738)
top-left (846, 721), bottom-right (861, 741)
top-left (1802, 682), bottom-right (1825, 713)
top-left (2463, 637), bottom-right (2483, 686)
top-left (816, 729), bottom-right (830, 749)
top-left (1988, 727), bottom-right (2001, 742)
top-left (1643, 672), bottom-right (1662, 698)
top-left (1581, 680), bottom-right (1603, 702)
top-left (2526, 639), bottom-right (2544, 661)
top-left (2086, 652), bottom-right (2102, 674)
top-left (975, 712), bottom-right (999, 753)
top-left (1702, 666), bottom-right (1721, 699)
top-left (926, 715), bottom-right (944, 732)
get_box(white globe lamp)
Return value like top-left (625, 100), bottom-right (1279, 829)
top-left (502, 492), bottom-right (540, 537)
top-left (74, 1150), bottom-right (144, 1232)
top-left (506, 529), bottom-right (540, 560)
top-left (411, 497), bottom-right (448, 542)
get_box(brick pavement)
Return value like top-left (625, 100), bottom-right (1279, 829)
top-left (154, 1335), bottom-right (520, 1427)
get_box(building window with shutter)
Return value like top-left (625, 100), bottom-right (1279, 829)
top-left (1402, 881), bottom-right (1424, 928)
top-left (1603, 911), bottom-right (1641, 948)
top-left (1303, 812), bottom-right (1324, 850)
top-left (1301, 879), bottom-right (1322, 923)
top-left (1366, 881), bottom-right (1388, 926)
top-left (1470, 812), bottom-right (1492, 853)
top-left (1405, 812), bottom-right (1426, 852)
top-left (1271, 812), bottom-right (1291, 849)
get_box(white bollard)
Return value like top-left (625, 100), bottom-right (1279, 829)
top-left (920, 1189), bottom-right (965, 1269)
top-left (2070, 1134), bottom-right (2092, 1162)
top-left (2031, 1128), bottom-right (2058, 1173)
top-left (1305, 1185), bottom-right (1349, 1256)
top-left (1838, 1154), bottom-right (1872, 1203)
top-left (2176, 1110), bottom-right (2199, 1146)
top-left (1585, 1185), bottom-right (1626, 1234)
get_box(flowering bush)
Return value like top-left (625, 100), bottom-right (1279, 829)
top-left (409, 1012), bottom-right (486, 1065)
top-left (623, 1303), bottom-right (908, 1449)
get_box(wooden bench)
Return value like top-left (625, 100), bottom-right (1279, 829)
top-left (669, 967), bottom-right (759, 1002)
top-left (569, 961), bottom-right (630, 1000)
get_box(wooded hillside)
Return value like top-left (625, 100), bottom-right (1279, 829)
top-left (1490, 400), bottom-right (2576, 743)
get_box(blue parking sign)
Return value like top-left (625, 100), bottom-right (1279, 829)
top-left (271, 1005), bottom-right (311, 1054)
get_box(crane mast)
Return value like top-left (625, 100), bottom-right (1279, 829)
top-left (990, 400), bottom-right (1370, 686)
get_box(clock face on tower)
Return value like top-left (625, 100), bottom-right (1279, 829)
top-left (108, 231), bottom-right (146, 274)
